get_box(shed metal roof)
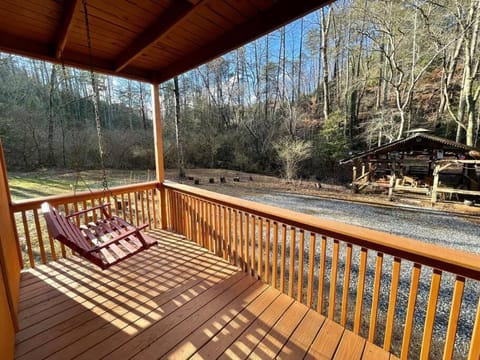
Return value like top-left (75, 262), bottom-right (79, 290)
top-left (340, 134), bottom-right (477, 164)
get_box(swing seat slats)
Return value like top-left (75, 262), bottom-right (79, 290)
top-left (41, 202), bottom-right (157, 269)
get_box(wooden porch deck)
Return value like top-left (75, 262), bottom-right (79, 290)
top-left (15, 230), bottom-right (394, 360)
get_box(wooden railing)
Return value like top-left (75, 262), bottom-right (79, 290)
top-left (163, 182), bottom-right (480, 360)
top-left (8, 179), bottom-right (480, 359)
top-left (10, 181), bottom-right (161, 269)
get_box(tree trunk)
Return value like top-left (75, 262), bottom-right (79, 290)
top-left (173, 76), bottom-right (185, 178)
top-left (320, 7), bottom-right (331, 121)
top-left (47, 64), bottom-right (58, 166)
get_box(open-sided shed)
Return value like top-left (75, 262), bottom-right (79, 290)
top-left (341, 132), bottom-right (480, 203)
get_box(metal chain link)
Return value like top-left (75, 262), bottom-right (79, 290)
top-left (82, 0), bottom-right (111, 201)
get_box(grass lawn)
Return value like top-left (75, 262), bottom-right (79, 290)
top-left (8, 169), bottom-right (157, 201)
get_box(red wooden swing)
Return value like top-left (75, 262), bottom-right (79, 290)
top-left (40, 1), bottom-right (157, 270)
top-left (42, 202), bottom-right (157, 269)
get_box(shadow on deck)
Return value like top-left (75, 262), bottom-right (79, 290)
top-left (15, 230), bottom-right (394, 359)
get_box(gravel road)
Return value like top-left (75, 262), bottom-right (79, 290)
top-left (244, 191), bottom-right (480, 254)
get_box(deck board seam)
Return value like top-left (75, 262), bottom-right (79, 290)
top-left (245, 299), bottom-right (297, 359)
top-left (270, 304), bottom-right (311, 358)
top-left (190, 289), bottom-right (282, 358)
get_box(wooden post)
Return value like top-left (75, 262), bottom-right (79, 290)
top-left (352, 166), bottom-right (357, 183)
top-left (151, 83), bottom-right (167, 229)
top-left (431, 165), bottom-right (440, 205)
top-left (388, 174), bottom-right (396, 200)
top-left (0, 139), bottom-right (21, 358)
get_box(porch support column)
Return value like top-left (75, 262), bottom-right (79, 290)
top-left (152, 83), bottom-right (167, 229)
top-left (0, 139), bottom-right (21, 358)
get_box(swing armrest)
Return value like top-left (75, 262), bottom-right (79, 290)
top-left (67, 203), bottom-right (112, 219)
top-left (87, 225), bottom-right (147, 253)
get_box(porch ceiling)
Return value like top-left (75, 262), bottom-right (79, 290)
top-left (0, 0), bottom-right (331, 83)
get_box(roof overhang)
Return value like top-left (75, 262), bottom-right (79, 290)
top-left (0, 0), bottom-right (331, 83)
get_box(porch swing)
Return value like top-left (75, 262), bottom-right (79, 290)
top-left (42, 0), bottom-right (157, 270)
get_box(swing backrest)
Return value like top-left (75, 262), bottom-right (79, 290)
top-left (41, 203), bottom-right (102, 265)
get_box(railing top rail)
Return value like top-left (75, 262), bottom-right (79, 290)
top-left (164, 181), bottom-right (480, 281)
top-left (11, 181), bottom-right (160, 212)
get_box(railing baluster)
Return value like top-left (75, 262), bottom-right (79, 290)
top-left (384, 257), bottom-right (402, 350)
top-left (443, 276), bottom-right (465, 359)
top-left (193, 198), bottom-right (199, 245)
top-left (251, 215), bottom-right (256, 277)
top-left (341, 243), bottom-right (353, 326)
top-left (200, 200), bottom-right (206, 249)
top-left (368, 252), bottom-right (384, 342)
top-left (354, 247), bottom-right (368, 334)
top-left (151, 189), bottom-right (157, 229)
top-left (127, 192), bottom-right (134, 225)
top-left (206, 202), bottom-right (212, 251)
top-left (280, 224), bottom-right (287, 293)
top-left (401, 263), bottom-right (422, 359)
top-left (134, 191), bottom-right (140, 227)
top-left (146, 190), bottom-right (152, 229)
top-left (113, 196), bottom-right (120, 219)
top-left (223, 206), bottom-right (228, 260)
top-left (226, 207), bottom-right (232, 262)
top-left (258, 218), bottom-right (263, 281)
top-left (245, 212), bottom-right (250, 273)
top-left (176, 192), bottom-right (181, 234)
top-left (272, 222), bottom-right (278, 289)
top-left (297, 229), bottom-right (305, 303)
top-left (186, 195), bottom-right (191, 240)
top-left (217, 204), bottom-right (222, 255)
top-left (264, 220), bottom-right (271, 284)
top-left (233, 210), bottom-right (238, 267)
top-left (288, 227), bottom-right (296, 298)
top-left (33, 209), bottom-right (47, 264)
top-left (140, 190), bottom-right (146, 225)
top-left (239, 211), bottom-right (245, 269)
top-left (307, 232), bottom-right (316, 308)
top-left (420, 269), bottom-right (442, 359)
top-left (21, 211), bottom-right (34, 268)
top-left (328, 239), bottom-right (340, 320)
top-left (317, 235), bottom-right (327, 314)
top-left (82, 200), bottom-right (88, 224)
top-left (468, 297), bottom-right (480, 360)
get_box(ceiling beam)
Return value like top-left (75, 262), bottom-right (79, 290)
top-left (55, 0), bottom-right (81, 59)
top-left (156, 0), bottom-right (332, 83)
top-left (114, 0), bottom-right (199, 73)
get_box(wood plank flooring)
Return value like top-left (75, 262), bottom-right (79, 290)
top-left (15, 229), bottom-right (395, 359)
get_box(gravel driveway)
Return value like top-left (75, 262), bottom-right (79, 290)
top-left (244, 191), bottom-right (480, 254)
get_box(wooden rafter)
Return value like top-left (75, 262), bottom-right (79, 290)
top-left (156, 0), bottom-right (332, 82)
top-left (55, 0), bottom-right (81, 59)
top-left (114, 0), bottom-right (199, 73)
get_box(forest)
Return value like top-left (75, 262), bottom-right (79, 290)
top-left (1, 0), bottom-right (480, 182)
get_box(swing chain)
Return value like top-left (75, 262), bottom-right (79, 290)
top-left (82, 0), bottom-right (112, 201)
